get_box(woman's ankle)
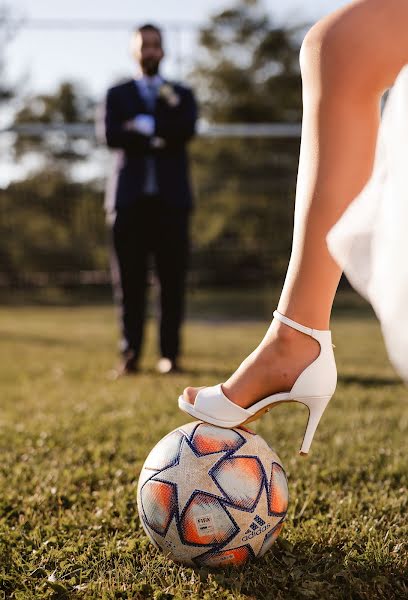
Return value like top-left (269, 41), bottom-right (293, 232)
top-left (259, 318), bottom-right (321, 362)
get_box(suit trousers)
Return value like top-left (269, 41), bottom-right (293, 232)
top-left (111, 196), bottom-right (190, 362)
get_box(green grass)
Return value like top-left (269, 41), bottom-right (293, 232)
top-left (0, 303), bottom-right (407, 599)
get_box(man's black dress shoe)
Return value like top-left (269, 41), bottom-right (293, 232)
top-left (118, 350), bottom-right (138, 376)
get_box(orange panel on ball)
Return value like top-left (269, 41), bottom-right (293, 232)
top-left (181, 492), bottom-right (236, 546)
top-left (200, 545), bottom-right (252, 568)
top-left (192, 424), bottom-right (244, 455)
top-left (269, 463), bottom-right (289, 515)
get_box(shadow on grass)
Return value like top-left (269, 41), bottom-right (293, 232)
top-left (338, 374), bottom-right (402, 387)
top-left (137, 370), bottom-right (404, 397)
top-left (171, 370), bottom-right (403, 389)
top-left (0, 331), bottom-right (75, 348)
top-left (201, 538), bottom-right (407, 600)
top-left (176, 365), bottom-right (235, 378)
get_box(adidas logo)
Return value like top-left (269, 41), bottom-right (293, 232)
top-left (245, 515), bottom-right (266, 534)
top-left (241, 515), bottom-right (271, 542)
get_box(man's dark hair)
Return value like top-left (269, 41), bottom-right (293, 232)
top-left (135, 23), bottom-right (162, 44)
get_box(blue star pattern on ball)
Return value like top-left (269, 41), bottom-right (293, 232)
top-left (137, 422), bottom-right (289, 567)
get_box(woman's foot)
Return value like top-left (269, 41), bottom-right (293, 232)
top-left (183, 318), bottom-right (321, 409)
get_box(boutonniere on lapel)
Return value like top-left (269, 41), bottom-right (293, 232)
top-left (158, 83), bottom-right (180, 107)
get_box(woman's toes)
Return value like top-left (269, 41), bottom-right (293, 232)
top-left (183, 386), bottom-right (206, 405)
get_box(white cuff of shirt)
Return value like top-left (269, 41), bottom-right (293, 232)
top-left (133, 114), bottom-right (155, 136)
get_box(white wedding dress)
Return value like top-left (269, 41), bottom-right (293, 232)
top-left (327, 65), bottom-right (408, 382)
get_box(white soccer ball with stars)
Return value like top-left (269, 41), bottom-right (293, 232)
top-left (137, 422), bottom-right (289, 567)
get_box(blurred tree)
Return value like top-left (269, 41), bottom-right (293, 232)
top-left (13, 81), bottom-right (96, 171)
top-left (193, 0), bottom-right (304, 123)
top-left (190, 0), bottom-right (306, 285)
top-left (0, 170), bottom-right (106, 286)
top-left (1, 81), bottom-right (104, 288)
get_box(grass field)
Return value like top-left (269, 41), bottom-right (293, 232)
top-left (0, 301), bottom-right (407, 599)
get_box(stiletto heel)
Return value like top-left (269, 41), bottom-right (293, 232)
top-left (178, 310), bottom-right (337, 454)
top-left (298, 395), bottom-right (332, 456)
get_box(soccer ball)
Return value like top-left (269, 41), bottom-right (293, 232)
top-left (137, 422), bottom-right (288, 567)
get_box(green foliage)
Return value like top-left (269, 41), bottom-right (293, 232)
top-left (0, 171), bottom-right (106, 286)
top-left (4, 82), bottom-right (104, 288)
top-left (193, 0), bottom-right (303, 122)
top-left (0, 141), bottom-right (297, 288)
top-left (190, 136), bottom-right (298, 285)
top-left (13, 81), bottom-right (96, 164)
top-left (0, 303), bottom-right (406, 598)
top-left (187, 0), bottom-right (305, 284)
top-left (15, 82), bottom-right (92, 125)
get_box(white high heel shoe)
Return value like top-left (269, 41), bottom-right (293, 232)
top-left (178, 310), bottom-right (337, 455)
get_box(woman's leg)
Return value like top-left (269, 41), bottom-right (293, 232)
top-left (185, 0), bottom-right (408, 408)
top-left (279, 0), bottom-right (408, 329)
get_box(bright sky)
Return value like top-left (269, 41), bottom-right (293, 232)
top-left (4, 0), bottom-right (348, 100)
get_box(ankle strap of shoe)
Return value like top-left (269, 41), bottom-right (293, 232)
top-left (273, 310), bottom-right (314, 337)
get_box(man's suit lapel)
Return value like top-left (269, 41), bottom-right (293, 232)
top-left (124, 77), bottom-right (173, 115)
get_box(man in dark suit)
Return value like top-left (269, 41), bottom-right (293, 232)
top-left (104, 23), bottom-right (197, 375)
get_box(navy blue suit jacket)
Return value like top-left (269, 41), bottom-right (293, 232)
top-left (104, 79), bottom-right (197, 213)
